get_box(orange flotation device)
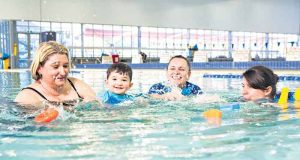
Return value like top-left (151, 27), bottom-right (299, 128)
top-left (203, 109), bottom-right (222, 118)
top-left (34, 108), bottom-right (59, 123)
top-left (203, 109), bottom-right (222, 125)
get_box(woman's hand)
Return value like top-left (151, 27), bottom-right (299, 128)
top-left (194, 94), bottom-right (224, 104)
top-left (163, 90), bottom-right (185, 101)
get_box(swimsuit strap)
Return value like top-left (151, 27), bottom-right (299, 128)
top-left (22, 87), bottom-right (48, 100)
top-left (22, 78), bottom-right (83, 101)
top-left (67, 78), bottom-right (83, 99)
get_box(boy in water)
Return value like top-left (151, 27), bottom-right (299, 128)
top-left (102, 63), bottom-right (134, 105)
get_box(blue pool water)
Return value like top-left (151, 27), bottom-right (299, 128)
top-left (0, 69), bottom-right (300, 159)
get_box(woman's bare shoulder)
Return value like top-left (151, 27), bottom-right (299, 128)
top-left (15, 87), bottom-right (42, 105)
top-left (68, 77), bottom-right (84, 85)
top-left (67, 77), bottom-right (96, 101)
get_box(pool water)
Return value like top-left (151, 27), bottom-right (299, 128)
top-left (1, 69), bottom-right (300, 159)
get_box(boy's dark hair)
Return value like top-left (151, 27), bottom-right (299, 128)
top-left (243, 65), bottom-right (279, 99)
top-left (106, 63), bottom-right (133, 81)
top-left (167, 55), bottom-right (191, 71)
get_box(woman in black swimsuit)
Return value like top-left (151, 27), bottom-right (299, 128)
top-left (15, 41), bottom-right (96, 107)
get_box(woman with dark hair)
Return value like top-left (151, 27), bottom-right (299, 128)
top-left (242, 65), bottom-right (279, 102)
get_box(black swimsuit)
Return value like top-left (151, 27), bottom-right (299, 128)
top-left (22, 79), bottom-right (83, 106)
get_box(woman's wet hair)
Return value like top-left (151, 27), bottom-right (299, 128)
top-left (243, 65), bottom-right (279, 99)
top-left (167, 55), bottom-right (191, 71)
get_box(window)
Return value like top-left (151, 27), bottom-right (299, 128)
top-left (29, 21), bottom-right (41, 33)
top-left (141, 27), bottom-right (149, 48)
top-left (157, 28), bottom-right (166, 49)
top-left (113, 25), bottom-right (122, 48)
top-left (174, 29), bottom-right (183, 49)
top-left (83, 24), bottom-right (94, 47)
top-left (61, 23), bottom-right (72, 47)
top-left (189, 29), bottom-right (199, 48)
top-left (149, 27), bottom-right (158, 49)
top-left (131, 27), bottom-right (138, 48)
top-left (17, 21), bottom-right (29, 32)
top-left (40, 22), bottom-right (50, 32)
top-left (123, 26), bottom-right (132, 48)
top-left (51, 22), bottom-right (62, 43)
top-left (166, 28), bottom-right (174, 49)
top-left (72, 23), bottom-right (82, 47)
top-left (103, 25), bottom-right (113, 48)
top-left (93, 25), bottom-right (103, 47)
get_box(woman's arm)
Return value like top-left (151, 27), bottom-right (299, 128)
top-left (15, 89), bottom-right (43, 105)
top-left (148, 82), bottom-right (184, 101)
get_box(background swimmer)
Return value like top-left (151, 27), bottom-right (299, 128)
top-left (242, 65), bottom-right (279, 102)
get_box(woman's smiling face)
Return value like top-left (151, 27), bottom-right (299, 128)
top-left (38, 54), bottom-right (70, 87)
top-left (167, 57), bottom-right (191, 87)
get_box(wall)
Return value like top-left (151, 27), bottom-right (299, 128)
top-left (0, 0), bottom-right (299, 34)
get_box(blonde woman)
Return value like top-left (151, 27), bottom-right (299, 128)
top-left (15, 41), bottom-right (96, 107)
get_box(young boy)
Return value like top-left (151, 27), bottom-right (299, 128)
top-left (102, 63), bottom-right (134, 105)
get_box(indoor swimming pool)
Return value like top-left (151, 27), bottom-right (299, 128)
top-left (0, 69), bottom-right (300, 159)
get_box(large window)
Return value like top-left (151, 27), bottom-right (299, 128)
top-left (286, 34), bottom-right (298, 47)
top-left (93, 25), bottom-right (104, 48)
top-left (141, 27), bottom-right (149, 49)
top-left (131, 27), bottom-right (138, 48)
top-left (141, 27), bottom-right (189, 58)
top-left (157, 28), bottom-right (166, 49)
top-left (72, 23), bottom-right (82, 47)
top-left (51, 23), bottom-right (62, 43)
top-left (166, 28), bottom-right (174, 49)
top-left (16, 21), bottom-right (29, 32)
top-left (269, 33), bottom-right (285, 58)
top-left (103, 25), bottom-right (113, 48)
top-left (189, 29), bottom-right (198, 48)
top-left (113, 25), bottom-right (122, 48)
top-left (174, 29), bottom-right (183, 49)
top-left (123, 26), bottom-right (132, 48)
top-left (61, 23), bottom-right (72, 47)
top-left (249, 32), bottom-right (266, 58)
top-left (149, 27), bottom-right (158, 49)
top-left (40, 22), bottom-right (50, 32)
top-left (13, 19), bottom-right (300, 65)
top-left (83, 24), bottom-right (94, 48)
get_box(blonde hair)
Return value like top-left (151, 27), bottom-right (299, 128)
top-left (30, 41), bottom-right (70, 80)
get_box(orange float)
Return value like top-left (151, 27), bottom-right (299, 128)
top-left (203, 109), bottom-right (222, 118)
top-left (34, 108), bottom-right (59, 123)
top-left (203, 109), bottom-right (222, 125)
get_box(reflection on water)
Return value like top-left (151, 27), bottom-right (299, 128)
top-left (1, 70), bottom-right (300, 159)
